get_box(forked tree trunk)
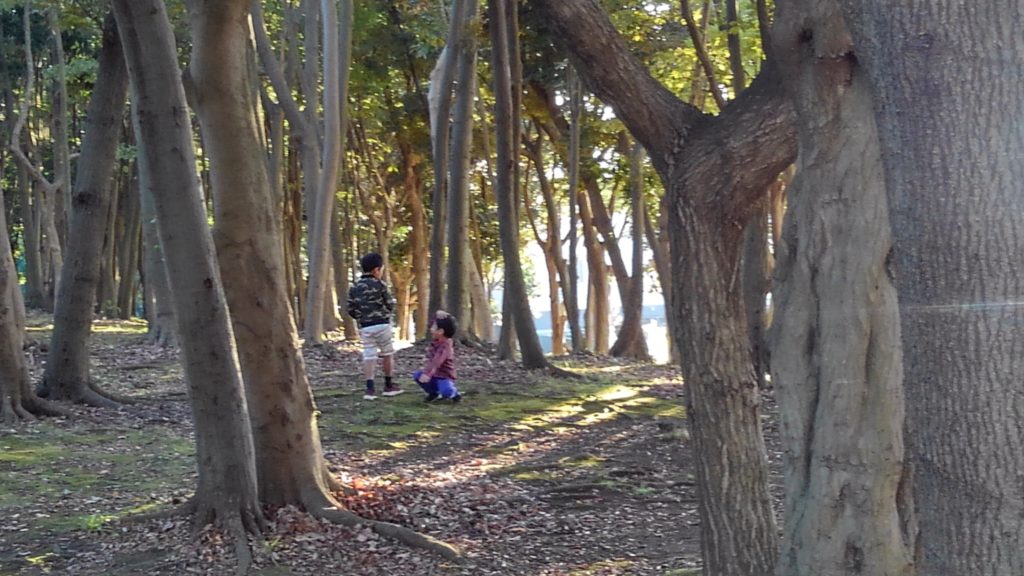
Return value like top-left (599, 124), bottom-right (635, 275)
top-left (536, 1), bottom-right (795, 573)
top-left (1, 180), bottom-right (60, 422)
top-left (842, 1), bottom-right (1024, 572)
top-left (113, 0), bottom-right (264, 548)
top-left (40, 12), bottom-right (128, 407)
top-left (769, 1), bottom-right (912, 574)
top-left (489, 0), bottom-right (548, 369)
top-left (185, 0), bottom-right (339, 507)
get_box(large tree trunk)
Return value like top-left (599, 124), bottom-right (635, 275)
top-left (841, 2), bottom-right (1024, 573)
top-left (39, 12), bottom-right (128, 407)
top-left (445, 0), bottom-right (478, 326)
top-left (769, 1), bottom-right (912, 574)
top-left (113, 0), bottom-right (264, 550)
top-left (185, 0), bottom-right (338, 507)
top-left (490, 0), bottom-right (548, 369)
top-left (535, 1), bottom-right (795, 573)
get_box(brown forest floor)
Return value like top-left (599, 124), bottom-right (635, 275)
top-left (0, 314), bottom-right (782, 576)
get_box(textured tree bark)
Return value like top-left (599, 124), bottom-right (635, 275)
top-left (113, 0), bottom-right (264, 553)
top-left (840, 1), bottom-right (1024, 573)
top-left (769, 0), bottom-right (913, 574)
top-left (535, 0), bottom-right (795, 573)
top-left (40, 12), bottom-right (128, 406)
top-left (185, 0), bottom-right (338, 510)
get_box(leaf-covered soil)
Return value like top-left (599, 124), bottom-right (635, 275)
top-left (0, 316), bottom-right (779, 575)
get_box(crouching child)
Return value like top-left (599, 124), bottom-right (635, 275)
top-left (414, 311), bottom-right (462, 403)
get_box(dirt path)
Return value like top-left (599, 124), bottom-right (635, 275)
top-left (0, 318), bottom-right (738, 575)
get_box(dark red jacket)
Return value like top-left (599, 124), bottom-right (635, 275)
top-left (423, 337), bottom-right (456, 380)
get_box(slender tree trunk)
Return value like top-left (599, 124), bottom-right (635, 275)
top-left (1, 175), bottom-right (60, 422)
top-left (841, 2), bottom-right (1024, 572)
top-left (578, 191), bottom-right (608, 353)
top-left (49, 6), bottom-right (71, 250)
top-left (490, 0), bottom-right (548, 368)
top-left (39, 12), bottom-right (128, 406)
top-left (404, 145), bottom-right (430, 337)
top-left (446, 0), bottom-right (478, 326)
top-left (135, 115), bottom-right (176, 347)
top-left (112, 2), bottom-right (264, 552)
top-left (304, 0), bottom-right (352, 343)
top-left (768, 1), bottom-right (913, 574)
top-left (116, 170), bottom-right (141, 319)
top-left (609, 141), bottom-right (650, 360)
top-left (564, 68), bottom-right (584, 352)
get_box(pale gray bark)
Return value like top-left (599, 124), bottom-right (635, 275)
top-left (769, 0), bottom-right (912, 574)
top-left (445, 0), bottom-right (478, 326)
top-left (48, 6), bottom-right (71, 249)
top-left (841, 1), bottom-right (1024, 573)
top-left (304, 0), bottom-right (352, 343)
top-left (564, 66), bottom-right (584, 352)
top-left (9, 0), bottom-right (62, 308)
top-left (113, 0), bottom-right (263, 545)
top-left (40, 12), bottom-right (128, 406)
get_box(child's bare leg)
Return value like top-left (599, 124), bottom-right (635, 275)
top-left (381, 355), bottom-right (393, 378)
top-left (363, 359), bottom-right (376, 381)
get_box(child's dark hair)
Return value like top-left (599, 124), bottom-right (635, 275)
top-left (435, 314), bottom-right (457, 338)
top-left (360, 252), bottom-right (383, 273)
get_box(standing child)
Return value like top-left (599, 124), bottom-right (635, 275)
top-left (347, 252), bottom-right (402, 400)
top-left (414, 311), bottom-right (461, 403)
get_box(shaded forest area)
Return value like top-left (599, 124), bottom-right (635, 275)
top-left (2, 0), bottom-right (1023, 575)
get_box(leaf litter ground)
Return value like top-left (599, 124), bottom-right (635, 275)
top-left (0, 315), bottom-right (782, 575)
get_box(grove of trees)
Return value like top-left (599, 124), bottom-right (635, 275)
top-left (1, 0), bottom-right (1021, 574)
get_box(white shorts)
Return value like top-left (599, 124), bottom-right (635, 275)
top-left (359, 323), bottom-right (394, 361)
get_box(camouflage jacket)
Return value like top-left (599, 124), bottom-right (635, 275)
top-left (346, 275), bottom-right (394, 328)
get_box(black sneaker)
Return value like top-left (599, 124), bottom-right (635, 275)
top-left (451, 394), bottom-right (462, 404)
top-left (424, 392), bottom-right (439, 403)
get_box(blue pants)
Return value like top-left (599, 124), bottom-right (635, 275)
top-left (413, 370), bottom-right (459, 398)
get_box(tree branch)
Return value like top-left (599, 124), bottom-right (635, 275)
top-left (533, 0), bottom-right (702, 160)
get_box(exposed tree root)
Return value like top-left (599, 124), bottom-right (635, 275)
top-left (0, 391), bottom-right (69, 424)
top-left (302, 488), bottom-right (461, 562)
top-left (88, 381), bottom-right (137, 405)
top-left (546, 364), bottom-right (584, 379)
